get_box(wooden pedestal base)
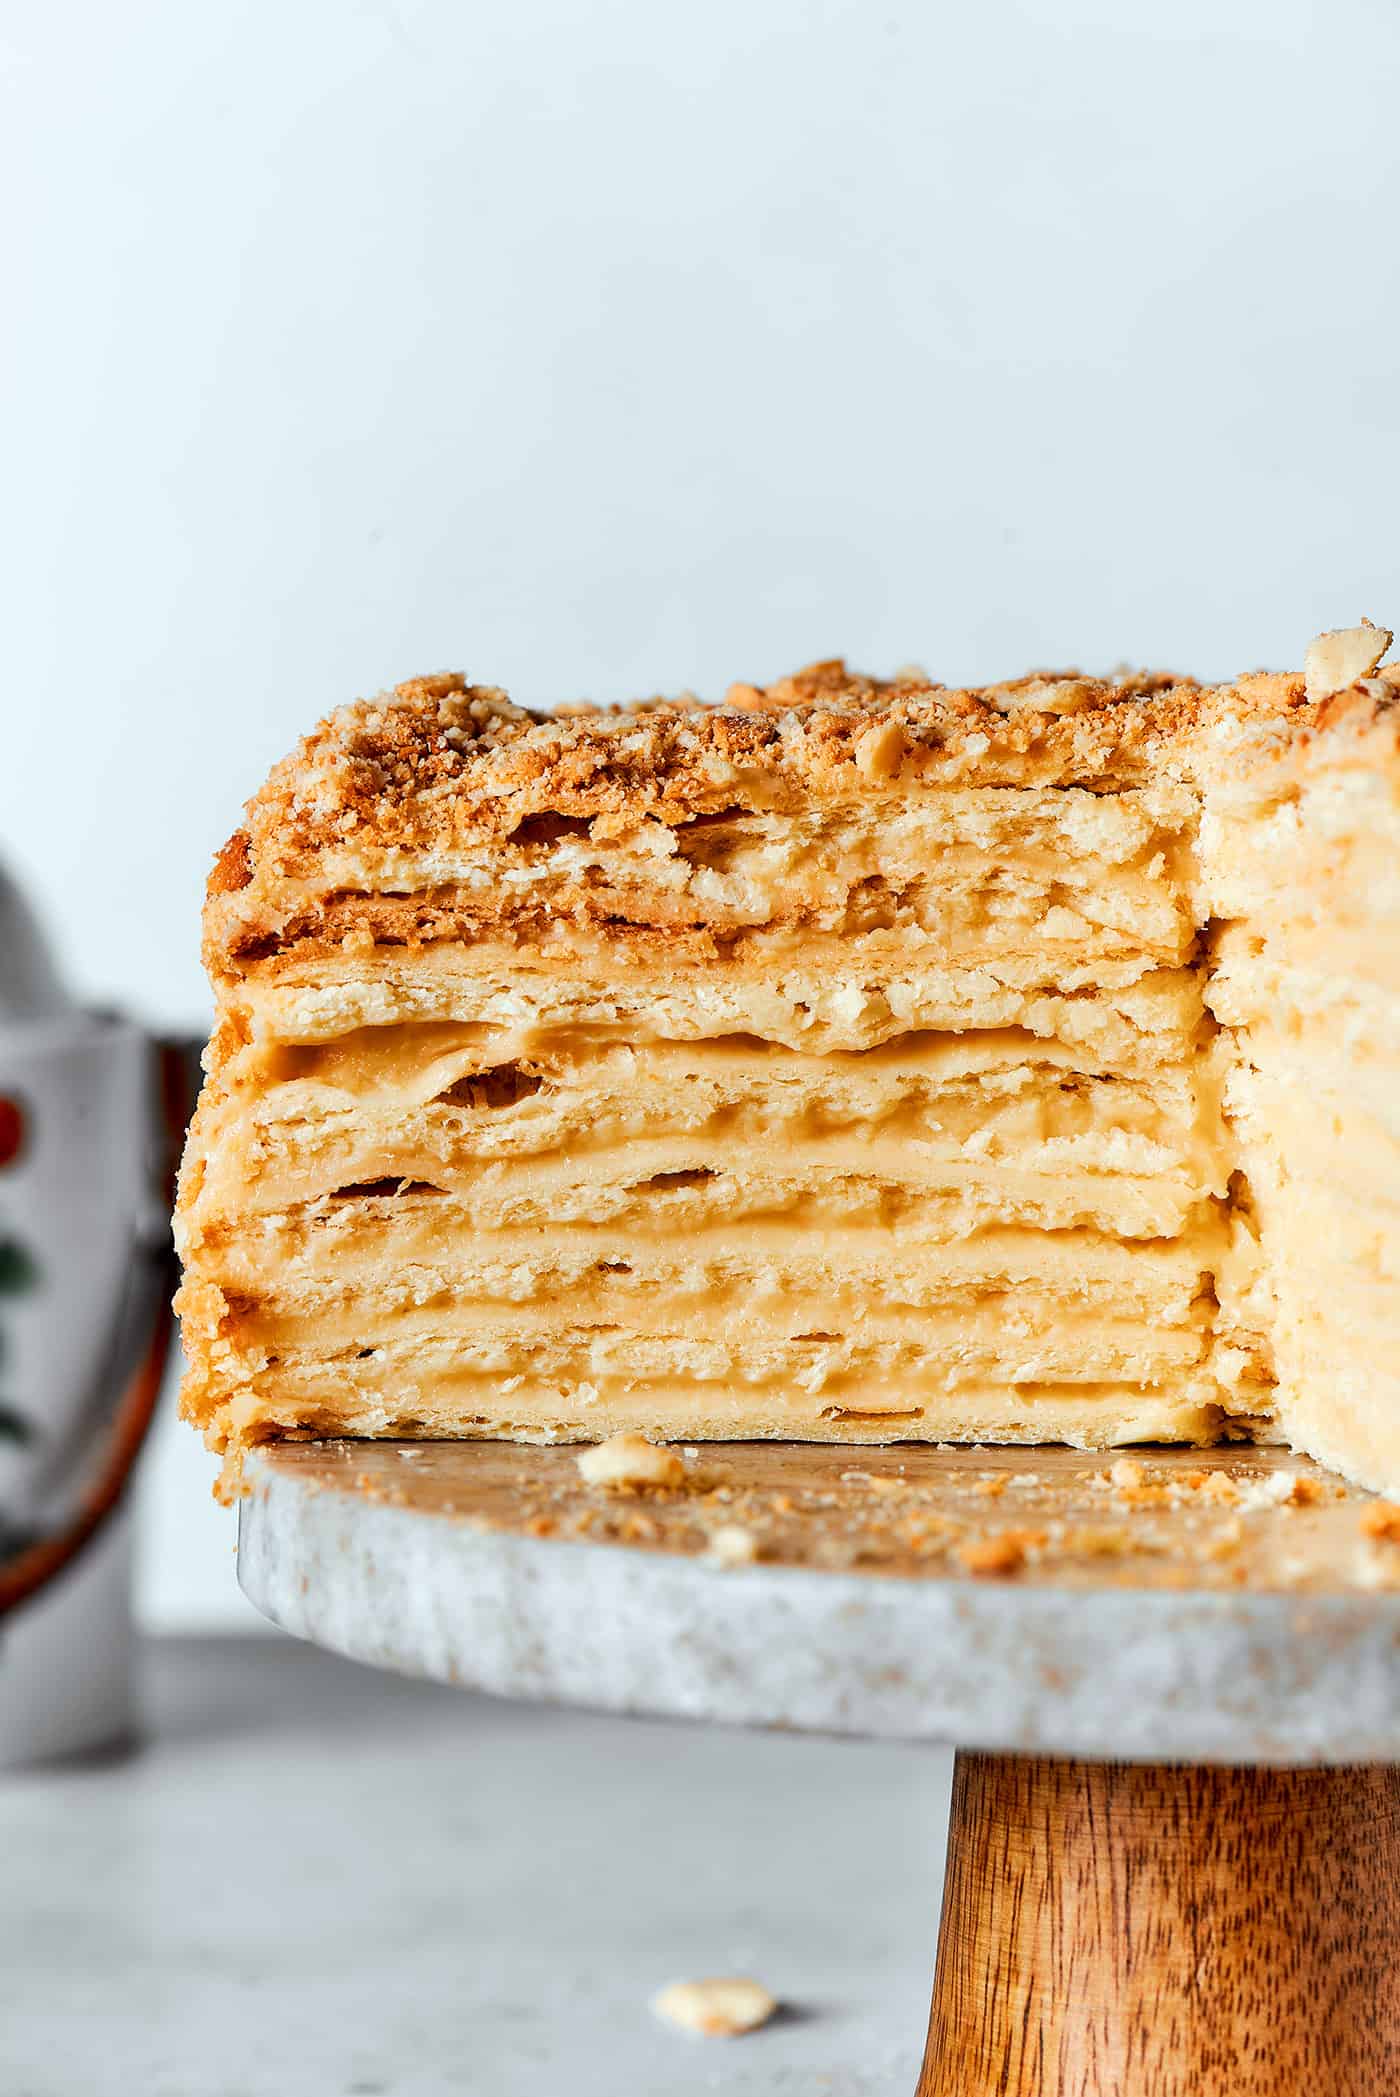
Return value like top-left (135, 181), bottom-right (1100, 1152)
top-left (918, 1753), bottom-right (1400, 2097)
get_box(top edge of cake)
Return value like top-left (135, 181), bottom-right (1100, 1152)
top-left (212, 660), bottom-right (1290, 862)
top-left (204, 654), bottom-right (1400, 980)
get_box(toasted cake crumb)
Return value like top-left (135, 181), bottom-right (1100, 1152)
top-left (854, 717), bottom-right (906, 780)
top-left (956, 1532), bottom-right (1027, 1577)
top-left (1360, 1502), bottom-right (1400, 1544)
top-left (652, 1977), bottom-right (778, 2037)
top-left (1304, 619), bottom-right (1392, 702)
top-left (1234, 1470), bottom-right (1320, 1513)
top-left (707, 1523), bottom-right (759, 1567)
top-left (1273, 1471), bottom-right (1324, 1507)
top-left (576, 1433), bottom-right (685, 1490)
top-left (1104, 1455), bottom-right (1172, 1506)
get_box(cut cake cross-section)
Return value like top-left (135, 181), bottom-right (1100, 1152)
top-left (174, 633), bottom-right (1400, 1498)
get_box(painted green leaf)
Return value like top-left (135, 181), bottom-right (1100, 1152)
top-left (0, 1401), bottom-right (32, 1444)
top-left (0, 1238), bottom-right (38, 1294)
top-left (0, 1513), bottom-right (40, 1560)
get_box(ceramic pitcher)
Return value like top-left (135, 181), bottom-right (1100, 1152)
top-left (0, 861), bottom-right (185, 1764)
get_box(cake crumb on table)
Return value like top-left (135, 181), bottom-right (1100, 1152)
top-left (652, 1977), bottom-right (778, 2037)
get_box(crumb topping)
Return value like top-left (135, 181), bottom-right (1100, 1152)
top-left (199, 650), bottom-right (1390, 979)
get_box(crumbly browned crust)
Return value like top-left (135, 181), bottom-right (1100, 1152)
top-left (1278, 671), bottom-right (1400, 768)
top-left (204, 660), bottom-right (1330, 981)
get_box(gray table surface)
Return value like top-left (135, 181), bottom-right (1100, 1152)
top-left (1, 1634), bottom-right (953, 2097)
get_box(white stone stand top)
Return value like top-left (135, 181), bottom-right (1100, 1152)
top-left (238, 1440), bottom-right (1400, 1767)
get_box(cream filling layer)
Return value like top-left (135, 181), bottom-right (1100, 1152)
top-left (187, 1063), bottom-right (1225, 1230)
top-left (191, 1215), bottom-right (1219, 1307)
top-left (234, 786), bottom-right (1200, 954)
top-left (216, 1367), bottom-right (1222, 1454)
top-left (223, 954), bottom-right (1205, 1060)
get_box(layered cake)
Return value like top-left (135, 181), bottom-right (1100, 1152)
top-left (175, 625), bottom-right (1400, 1496)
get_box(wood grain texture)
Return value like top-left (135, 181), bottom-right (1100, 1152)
top-left (918, 1753), bottom-right (1400, 2096)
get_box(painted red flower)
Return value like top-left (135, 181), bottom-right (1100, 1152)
top-left (0, 1096), bottom-right (23, 1170)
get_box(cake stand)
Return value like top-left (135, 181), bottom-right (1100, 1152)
top-left (238, 1439), bottom-right (1400, 2095)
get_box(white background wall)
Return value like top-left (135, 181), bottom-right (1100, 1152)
top-left (5, 0), bottom-right (1400, 1627)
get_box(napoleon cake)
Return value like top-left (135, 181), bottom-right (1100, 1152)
top-left (174, 626), bottom-right (1400, 1498)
